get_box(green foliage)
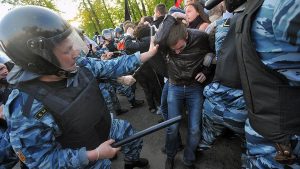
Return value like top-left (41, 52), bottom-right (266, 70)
top-left (79, 0), bottom-right (177, 38)
top-left (1, 0), bottom-right (180, 38)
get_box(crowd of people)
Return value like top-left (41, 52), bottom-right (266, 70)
top-left (0, 0), bottom-right (299, 169)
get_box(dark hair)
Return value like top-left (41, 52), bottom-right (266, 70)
top-left (123, 20), bottom-right (132, 30)
top-left (140, 16), bottom-right (153, 24)
top-left (155, 3), bottom-right (167, 16)
top-left (133, 23), bottom-right (151, 39)
top-left (186, 2), bottom-right (210, 23)
top-left (124, 23), bottom-right (136, 33)
top-left (166, 21), bottom-right (187, 47)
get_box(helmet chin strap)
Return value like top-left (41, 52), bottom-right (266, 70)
top-left (56, 66), bottom-right (79, 78)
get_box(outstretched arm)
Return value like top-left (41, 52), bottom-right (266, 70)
top-left (77, 37), bottom-right (159, 79)
top-left (140, 37), bottom-right (159, 63)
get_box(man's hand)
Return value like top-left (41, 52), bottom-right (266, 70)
top-left (148, 36), bottom-right (159, 57)
top-left (171, 12), bottom-right (186, 20)
top-left (117, 75), bottom-right (136, 86)
top-left (87, 139), bottom-right (120, 161)
top-left (195, 72), bottom-right (206, 83)
top-left (96, 139), bottom-right (120, 159)
top-left (140, 36), bottom-right (159, 63)
top-left (143, 21), bottom-right (150, 26)
top-left (101, 52), bottom-right (113, 60)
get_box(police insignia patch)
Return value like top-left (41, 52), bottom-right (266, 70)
top-left (34, 107), bottom-right (47, 120)
top-left (16, 150), bottom-right (26, 162)
top-left (223, 18), bottom-right (231, 27)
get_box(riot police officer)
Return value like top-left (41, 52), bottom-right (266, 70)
top-left (0, 5), bottom-right (158, 169)
top-left (235, 0), bottom-right (300, 168)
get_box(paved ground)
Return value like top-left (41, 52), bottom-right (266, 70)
top-left (111, 85), bottom-right (243, 169)
top-left (13, 84), bottom-right (243, 169)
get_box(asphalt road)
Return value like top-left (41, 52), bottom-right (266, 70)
top-left (111, 85), bottom-right (243, 169)
top-left (13, 84), bottom-right (243, 169)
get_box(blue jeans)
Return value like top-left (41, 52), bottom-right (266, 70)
top-left (161, 80), bottom-right (183, 150)
top-left (160, 80), bottom-right (169, 120)
top-left (166, 83), bottom-right (204, 165)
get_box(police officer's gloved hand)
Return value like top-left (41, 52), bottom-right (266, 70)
top-left (117, 75), bottom-right (136, 86)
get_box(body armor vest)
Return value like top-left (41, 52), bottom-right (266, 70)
top-left (235, 0), bottom-right (300, 144)
top-left (168, 29), bottom-right (211, 85)
top-left (17, 67), bottom-right (111, 150)
top-left (214, 14), bottom-right (242, 89)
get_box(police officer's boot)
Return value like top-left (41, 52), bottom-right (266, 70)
top-left (165, 158), bottom-right (174, 169)
top-left (124, 158), bottom-right (149, 169)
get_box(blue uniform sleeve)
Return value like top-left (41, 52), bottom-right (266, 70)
top-left (76, 52), bottom-right (142, 78)
top-left (273, 0), bottom-right (300, 45)
top-left (95, 47), bottom-right (109, 58)
top-left (4, 89), bottom-right (89, 168)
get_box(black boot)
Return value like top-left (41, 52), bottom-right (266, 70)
top-left (130, 99), bottom-right (144, 108)
top-left (165, 158), bottom-right (174, 169)
top-left (116, 108), bottom-right (129, 116)
top-left (124, 158), bottom-right (149, 169)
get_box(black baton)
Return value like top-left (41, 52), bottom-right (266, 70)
top-left (112, 116), bottom-right (182, 148)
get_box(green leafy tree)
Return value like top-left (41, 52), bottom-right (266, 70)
top-left (82, 0), bottom-right (101, 32)
top-left (79, 0), bottom-right (176, 37)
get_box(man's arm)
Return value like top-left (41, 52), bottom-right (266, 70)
top-left (77, 37), bottom-right (159, 79)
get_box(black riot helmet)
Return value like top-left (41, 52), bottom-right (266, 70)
top-left (224, 0), bottom-right (246, 12)
top-left (114, 27), bottom-right (123, 38)
top-left (205, 0), bottom-right (246, 12)
top-left (115, 27), bottom-right (123, 34)
top-left (0, 6), bottom-right (88, 77)
top-left (102, 29), bottom-right (112, 40)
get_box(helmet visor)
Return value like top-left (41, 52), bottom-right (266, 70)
top-left (102, 31), bottom-right (112, 40)
top-left (27, 28), bottom-right (88, 72)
